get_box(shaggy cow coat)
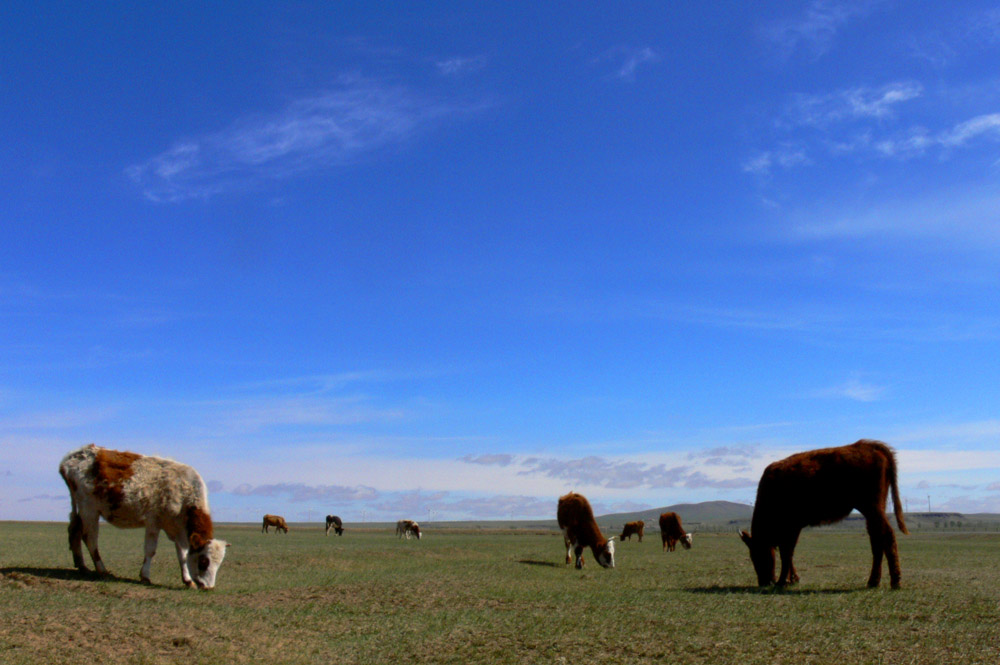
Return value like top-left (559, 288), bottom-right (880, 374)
top-left (658, 512), bottom-right (692, 552)
top-left (59, 444), bottom-right (228, 589)
top-left (740, 439), bottom-right (908, 589)
top-left (557, 492), bottom-right (615, 569)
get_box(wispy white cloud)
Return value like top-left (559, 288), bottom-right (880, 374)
top-left (212, 395), bottom-right (408, 434)
top-left (788, 184), bottom-right (1000, 246)
top-left (127, 77), bottom-right (476, 202)
top-left (762, 0), bottom-right (875, 59)
top-left (595, 46), bottom-right (659, 82)
top-left (231, 482), bottom-right (379, 503)
top-left (435, 55), bottom-right (486, 76)
top-left (785, 82), bottom-right (923, 127)
top-left (743, 145), bottom-right (811, 175)
top-left (461, 453), bottom-right (514, 467)
top-left (508, 454), bottom-right (758, 490)
top-left (811, 377), bottom-right (886, 402)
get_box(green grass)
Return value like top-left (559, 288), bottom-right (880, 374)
top-left (2, 522), bottom-right (998, 664)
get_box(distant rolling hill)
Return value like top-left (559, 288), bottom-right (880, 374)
top-left (598, 500), bottom-right (753, 528)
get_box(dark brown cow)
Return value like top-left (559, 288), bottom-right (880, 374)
top-left (325, 514), bottom-right (344, 536)
top-left (659, 512), bottom-right (692, 552)
top-left (557, 492), bottom-right (615, 569)
top-left (739, 439), bottom-right (908, 589)
top-left (619, 520), bottom-right (645, 542)
top-left (261, 514), bottom-right (288, 534)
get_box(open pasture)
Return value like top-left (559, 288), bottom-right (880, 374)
top-left (1, 522), bottom-right (998, 664)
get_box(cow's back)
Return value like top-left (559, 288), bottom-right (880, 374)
top-left (60, 444), bottom-right (207, 528)
top-left (756, 440), bottom-right (895, 528)
top-left (659, 512), bottom-right (683, 537)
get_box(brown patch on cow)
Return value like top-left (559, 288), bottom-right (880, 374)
top-left (187, 506), bottom-right (214, 550)
top-left (91, 448), bottom-right (142, 513)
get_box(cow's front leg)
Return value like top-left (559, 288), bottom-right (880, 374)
top-left (174, 537), bottom-right (195, 588)
top-left (140, 525), bottom-right (160, 584)
top-left (777, 531), bottom-right (801, 586)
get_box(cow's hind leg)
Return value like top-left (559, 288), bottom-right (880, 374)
top-left (67, 510), bottom-right (87, 570)
top-left (140, 525), bottom-right (160, 584)
top-left (79, 508), bottom-right (107, 575)
top-left (865, 513), bottom-right (899, 588)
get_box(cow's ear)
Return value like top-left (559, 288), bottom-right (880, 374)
top-left (739, 530), bottom-right (752, 548)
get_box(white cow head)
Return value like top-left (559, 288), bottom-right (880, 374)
top-left (681, 532), bottom-right (693, 549)
top-left (596, 537), bottom-right (616, 568)
top-left (188, 539), bottom-right (229, 590)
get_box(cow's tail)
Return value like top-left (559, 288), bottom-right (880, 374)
top-left (886, 445), bottom-right (908, 535)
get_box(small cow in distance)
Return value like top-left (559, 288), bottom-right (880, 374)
top-left (659, 512), bottom-right (693, 552)
top-left (740, 439), bottom-right (908, 589)
top-left (557, 492), bottom-right (615, 569)
top-left (325, 515), bottom-right (344, 536)
top-left (620, 520), bottom-right (645, 542)
top-left (262, 514), bottom-right (289, 534)
top-left (396, 519), bottom-right (421, 540)
top-left (58, 444), bottom-right (228, 589)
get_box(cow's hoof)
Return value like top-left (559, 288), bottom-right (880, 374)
top-left (184, 579), bottom-right (196, 589)
top-left (140, 576), bottom-right (152, 585)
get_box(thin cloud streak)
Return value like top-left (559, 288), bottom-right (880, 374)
top-left (762, 0), bottom-right (873, 59)
top-left (127, 77), bottom-right (474, 202)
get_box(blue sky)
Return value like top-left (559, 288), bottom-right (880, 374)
top-left (3, 1), bottom-right (1000, 523)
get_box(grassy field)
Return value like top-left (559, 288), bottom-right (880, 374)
top-left (2, 522), bottom-right (998, 664)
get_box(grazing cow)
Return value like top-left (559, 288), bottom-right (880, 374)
top-left (739, 439), bottom-right (908, 589)
top-left (396, 519), bottom-right (421, 540)
top-left (325, 514), bottom-right (344, 536)
top-left (58, 443), bottom-right (228, 590)
top-left (262, 514), bottom-right (288, 534)
top-left (659, 512), bottom-right (693, 552)
top-left (557, 492), bottom-right (615, 569)
top-left (620, 520), bottom-right (645, 542)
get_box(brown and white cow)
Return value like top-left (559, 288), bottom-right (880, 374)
top-left (325, 514), bottom-right (344, 536)
top-left (659, 512), bottom-right (692, 552)
top-left (262, 514), bottom-right (289, 534)
top-left (396, 519), bottom-right (421, 540)
top-left (58, 444), bottom-right (228, 589)
top-left (620, 520), bottom-right (645, 542)
top-left (557, 492), bottom-right (615, 569)
top-left (740, 439), bottom-right (908, 589)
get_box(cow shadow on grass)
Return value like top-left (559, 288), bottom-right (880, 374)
top-left (685, 585), bottom-right (869, 596)
top-left (517, 559), bottom-right (563, 568)
top-left (1, 566), bottom-right (146, 586)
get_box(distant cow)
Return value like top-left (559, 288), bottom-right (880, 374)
top-left (325, 515), bottom-right (344, 536)
top-left (557, 492), bottom-right (615, 569)
top-left (620, 520), bottom-right (645, 542)
top-left (659, 512), bottom-right (692, 552)
top-left (262, 514), bottom-right (288, 534)
top-left (396, 519), bottom-right (421, 540)
top-left (58, 444), bottom-right (228, 589)
top-left (739, 439), bottom-right (908, 589)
